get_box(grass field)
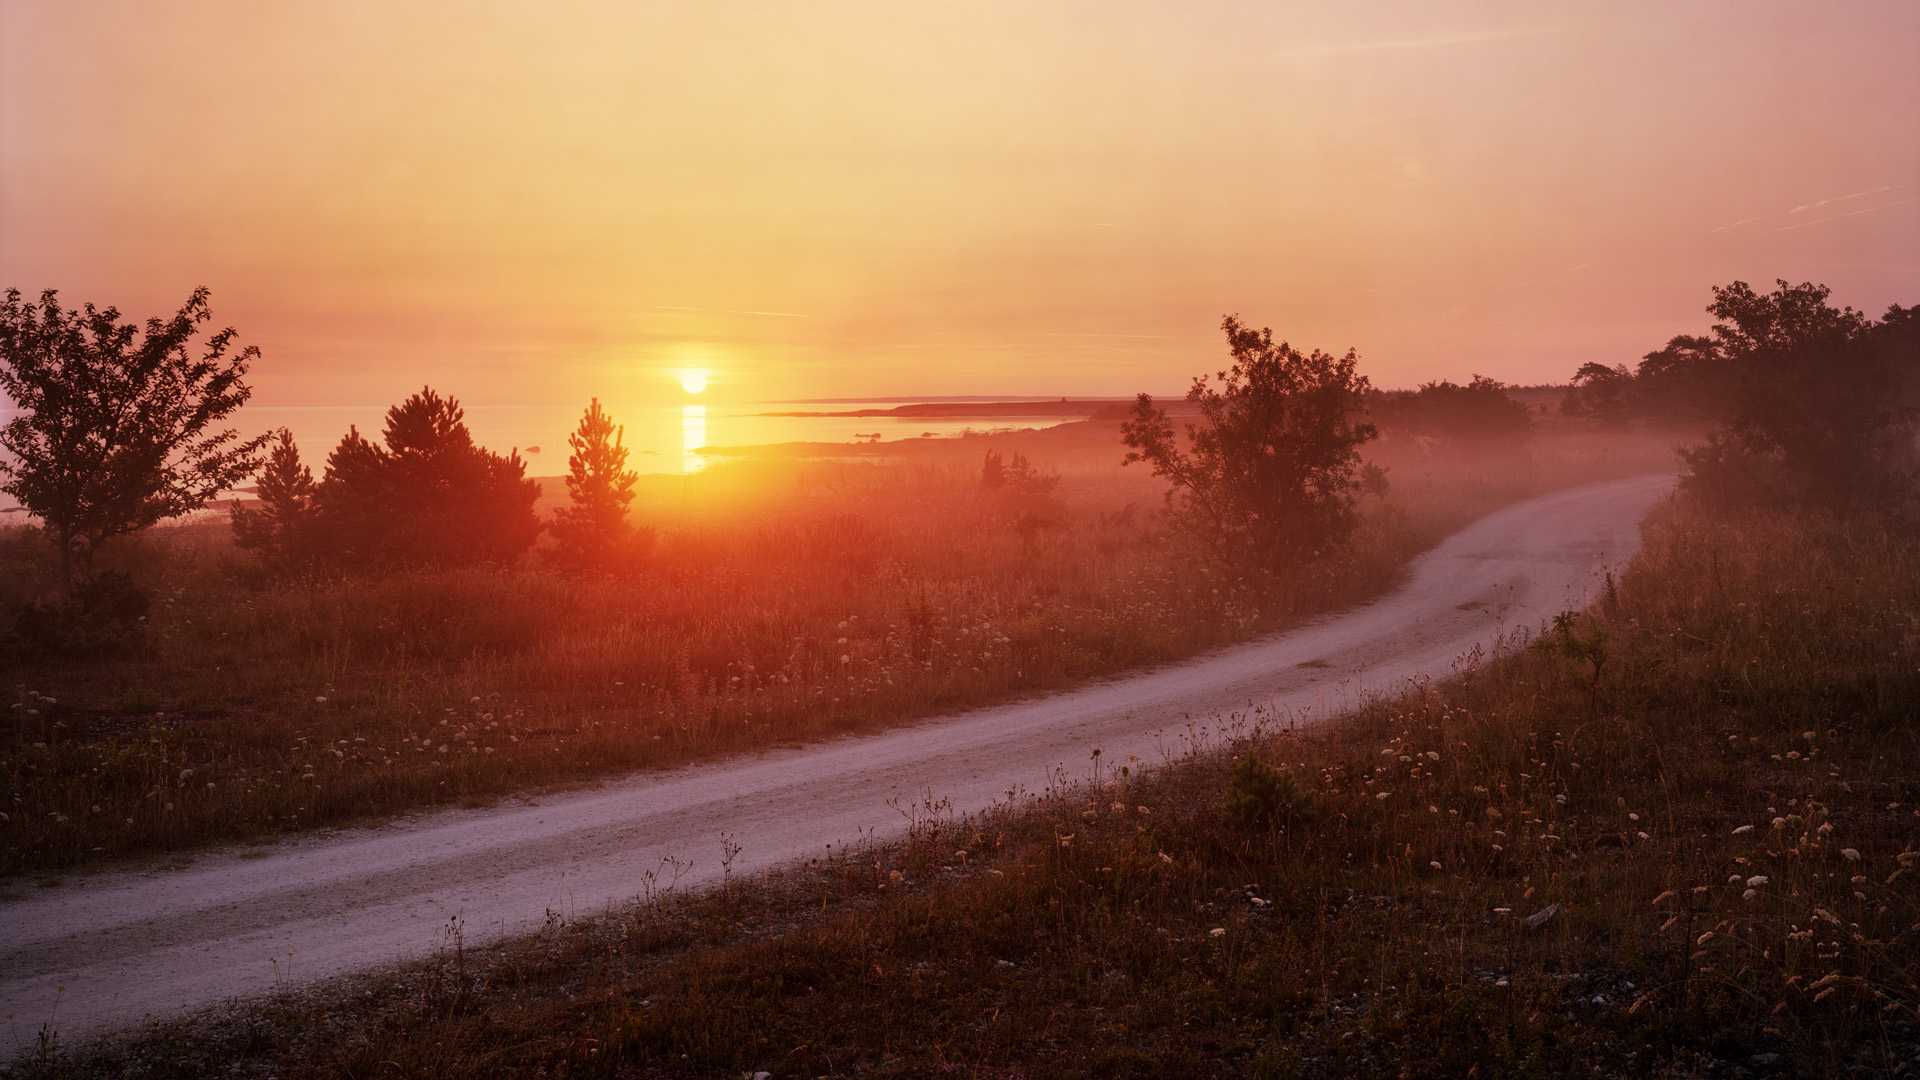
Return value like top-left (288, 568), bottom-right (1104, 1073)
top-left (19, 462), bottom-right (1916, 1078)
top-left (0, 420), bottom-right (1679, 878)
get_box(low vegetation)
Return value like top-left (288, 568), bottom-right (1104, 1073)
top-left (22, 476), bottom-right (1916, 1078)
top-left (0, 415), bottom-right (1673, 877)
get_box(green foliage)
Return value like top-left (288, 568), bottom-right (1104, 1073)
top-left (311, 388), bottom-right (542, 568)
top-left (1122, 315), bottom-right (1379, 567)
top-left (0, 287), bottom-right (268, 582)
top-left (550, 398), bottom-right (641, 569)
top-left (1225, 752), bottom-right (1314, 830)
top-left (1537, 609), bottom-right (1609, 697)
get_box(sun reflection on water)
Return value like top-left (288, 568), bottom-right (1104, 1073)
top-left (681, 404), bottom-right (707, 473)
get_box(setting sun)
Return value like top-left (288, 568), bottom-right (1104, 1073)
top-left (0, 2), bottom-right (1915, 1070)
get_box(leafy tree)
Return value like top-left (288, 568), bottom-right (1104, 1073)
top-left (0, 287), bottom-right (268, 584)
top-left (1677, 281), bottom-right (1916, 511)
top-left (313, 388), bottom-right (541, 567)
top-left (1122, 316), bottom-right (1378, 567)
top-left (552, 398), bottom-right (640, 567)
top-left (1632, 333), bottom-right (1724, 421)
top-left (1561, 362), bottom-right (1633, 424)
top-left (230, 429), bottom-right (319, 568)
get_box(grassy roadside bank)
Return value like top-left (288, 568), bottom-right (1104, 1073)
top-left (18, 489), bottom-right (1916, 1077)
top-left (0, 425), bottom-right (1677, 878)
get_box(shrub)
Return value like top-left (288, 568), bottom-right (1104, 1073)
top-left (1226, 753), bottom-right (1314, 831)
top-left (1122, 315), bottom-right (1378, 567)
top-left (12, 570), bottom-right (150, 658)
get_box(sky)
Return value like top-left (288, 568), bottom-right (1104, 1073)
top-left (3, 0), bottom-right (1917, 421)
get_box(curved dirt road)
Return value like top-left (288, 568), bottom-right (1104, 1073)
top-left (0, 475), bottom-right (1672, 1052)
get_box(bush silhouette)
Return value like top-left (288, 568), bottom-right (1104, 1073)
top-left (313, 388), bottom-right (541, 568)
top-left (1122, 315), bottom-right (1378, 567)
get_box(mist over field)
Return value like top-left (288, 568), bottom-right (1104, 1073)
top-left (2, 2), bottom-right (1917, 1077)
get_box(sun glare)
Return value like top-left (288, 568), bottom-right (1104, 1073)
top-left (678, 368), bottom-right (710, 395)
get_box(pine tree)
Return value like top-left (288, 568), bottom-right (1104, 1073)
top-left (230, 428), bottom-right (317, 567)
top-left (552, 398), bottom-right (639, 567)
top-left (310, 388), bottom-right (541, 568)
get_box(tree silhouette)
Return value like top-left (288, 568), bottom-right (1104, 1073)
top-left (552, 398), bottom-right (639, 567)
top-left (1561, 362), bottom-right (1632, 424)
top-left (1677, 281), bottom-right (1916, 511)
top-left (0, 287), bottom-right (268, 584)
top-left (313, 388), bottom-right (540, 567)
top-left (230, 428), bottom-right (318, 568)
top-left (1123, 315), bottom-right (1378, 567)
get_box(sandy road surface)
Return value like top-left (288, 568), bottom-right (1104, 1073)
top-left (0, 475), bottom-right (1672, 1052)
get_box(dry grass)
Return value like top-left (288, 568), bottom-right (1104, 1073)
top-left (17, 482), bottom-right (1914, 1078)
top-left (0, 422), bottom-right (1678, 876)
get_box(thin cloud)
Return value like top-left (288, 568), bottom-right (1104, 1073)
top-left (1045, 331), bottom-right (1174, 340)
top-left (1775, 198), bottom-right (1914, 232)
top-left (1713, 184), bottom-right (1906, 234)
top-left (1278, 26), bottom-right (1564, 59)
top-left (1788, 185), bottom-right (1897, 214)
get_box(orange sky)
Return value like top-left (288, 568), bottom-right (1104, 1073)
top-left (3, 0), bottom-right (1916, 409)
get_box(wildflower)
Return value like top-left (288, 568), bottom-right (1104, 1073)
top-left (1208, 927), bottom-right (1226, 938)
top-left (1841, 848), bottom-right (1862, 862)
top-left (1746, 875), bottom-right (1769, 888)
top-left (1732, 825), bottom-right (1755, 836)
